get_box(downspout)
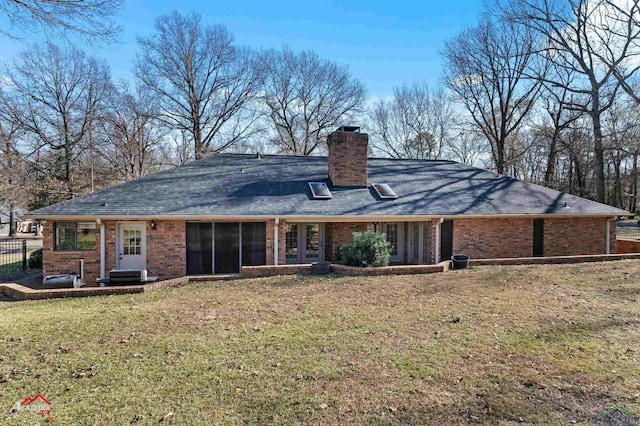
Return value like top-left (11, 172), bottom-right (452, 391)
top-left (274, 217), bottom-right (280, 266)
top-left (434, 217), bottom-right (444, 264)
top-left (97, 218), bottom-right (106, 279)
top-left (606, 217), bottom-right (616, 255)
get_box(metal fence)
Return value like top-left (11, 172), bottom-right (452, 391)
top-left (0, 239), bottom-right (27, 278)
top-left (617, 220), bottom-right (640, 241)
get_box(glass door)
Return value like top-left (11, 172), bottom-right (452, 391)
top-left (214, 223), bottom-right (240, 273)
top-left (302, 223), bottom-right (323, 263)
top-left (383, 223), bottom-right (404, 263)
top-left (186, 223), bottom-right (212, 274)
top-left (285, 223), bottom-right (299, 264)
top-left (285, 223), bottom-right (324, 264)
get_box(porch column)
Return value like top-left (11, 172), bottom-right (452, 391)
top-left (274, 217), bottom-right (279, 266)
top-left (434, 218), bottom-right (443, 264)
top-left (97, 218), bottom-right (106, 279)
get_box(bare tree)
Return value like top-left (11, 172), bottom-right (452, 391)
top-left (369, 83), bottom-right (454, 159)
top-left (99, 83), bottom-right (166, 181)
top-left (443, 128), bottom-right (489, 167)
top-left (501, 0), bottom-right (640, 202)
top-left (136, 11), bottom-right (262, 160)
top-left (1, 42), bottom-right (112, 199)
top-left (0, 116), bottom-right (27, 236)
top-left (260, 46), bottom-right (367, 155)
top-left (442, 14), bottom-right (543, 175)
top-left (0, 0), bottom-right (122, 44)
top-left (532, 64), bottom-right (585, 187)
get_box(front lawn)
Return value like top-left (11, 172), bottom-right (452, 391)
top-left (1, 261), bottom-right (639, 424)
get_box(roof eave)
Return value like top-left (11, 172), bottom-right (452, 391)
top-left (25, 212), bottom-right (629, 221)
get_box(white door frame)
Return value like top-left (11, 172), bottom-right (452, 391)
top-left (382, 222), bottom-right (404, 263)
top-left (300, 223), bottom-right (324, 263)
top-left (285, 223), bottom-right (325, 264)
top-left (408, 222), bottom-right (429, 264)
top-left (116, 222), bottom-right (147, 270)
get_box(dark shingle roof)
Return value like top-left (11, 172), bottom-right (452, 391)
top-left (29, 154), bottom-right (628, 218)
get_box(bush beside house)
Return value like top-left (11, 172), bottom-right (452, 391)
top-left (28, 248), bottom-right (43, 269)
top-left (340, 231), bottom-right (391, 267)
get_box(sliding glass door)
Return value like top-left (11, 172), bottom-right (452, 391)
top-left (186, 223), bottom-right (212, 274)
top-left (186, 222), bottom-right (266, 274)
top-left (214, 223), bottom-right (240, 274)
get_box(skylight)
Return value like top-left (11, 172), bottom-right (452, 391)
top-left (372, 183), bottom-right (398, 199)
top-left (309, 182), bottom-right (332, 199)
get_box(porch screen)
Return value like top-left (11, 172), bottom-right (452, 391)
top-left (186, 223), bottom-right (212, 274)
top-left (242, 222), bottom-right (266, 266)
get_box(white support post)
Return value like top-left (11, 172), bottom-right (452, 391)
top-left (98, 218), bottom-right (106, 279)
top-left (274, 217), bottom-right (280, 266)
top-left (434, 217), bottom-right (444, 264)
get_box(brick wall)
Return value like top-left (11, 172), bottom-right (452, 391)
top-left (454, 218), bottom-right (534, 259)
top-left (42, 221), bottom-right (100, 281)
top-left (327, 130), bottom-right (368, 187)
top-left (43, 217), bottom-right (616, 283)
top-left (544, 217), bottom-right (611, 256)
top-left (146, 220), bottom-right (186, 280)
top-left (325, 222), bottom-right (368, 261)
top-left (451, 217), bottom-right (613, 259)
top-left (616, 239), bottom-right (640, 253)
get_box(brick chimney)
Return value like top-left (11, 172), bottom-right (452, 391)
top-left (327, 126), bottom-right (368, 187)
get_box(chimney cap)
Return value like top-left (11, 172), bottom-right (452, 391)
top-left (336, 126), bottom-right (360, 133)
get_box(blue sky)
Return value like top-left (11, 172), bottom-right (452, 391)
top-left (0, 0), bottom-right (483, 97)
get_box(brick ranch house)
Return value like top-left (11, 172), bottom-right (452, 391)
top-left (29, 127), bottom-right (627, 284)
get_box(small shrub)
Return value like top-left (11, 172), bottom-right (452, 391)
top-left (28, 248), bottom-right (43, 269)
top-left (339, 231), bottom-right (391, 267)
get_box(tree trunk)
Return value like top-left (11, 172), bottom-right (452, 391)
top-left (496, 138), bottom-right (505, 175)
top-left (8, 204), bottom-right (16, 237)
top-left (544, 128), bottom-right (560, 186)
top-left (613, 158), bottom-right (622, 208)
top-left (632, 153), bottom-right (638, 214)
top-left (592, 110), bottom-right (606, 203)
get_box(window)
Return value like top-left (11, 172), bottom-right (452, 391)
top-left (372, 183), bottom-right (398, 199)
top-left (54, 222), bottom-right (97, 251)
top-left (122, 228), bottom-right (142, 255)
top-left (309, 182), bottom-right (332, 199)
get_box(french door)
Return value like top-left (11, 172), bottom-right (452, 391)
top-left (408, 222), bottom-right (430, 264)
top-left (382, 223), bottom-right (404, 263)
top-left (285, 223), bottom-right (324, 264)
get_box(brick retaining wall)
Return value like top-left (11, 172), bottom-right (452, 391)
top-left (616, 239), bottom-right (640, 254)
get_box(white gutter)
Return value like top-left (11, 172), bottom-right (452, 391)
top-left (97, 218), bottom-right (106, 279)
top-left (434, 217), bottom-right (444, 263)
top-left (24, 213), bottom-right (629, 221)
top-left (606, 217), bottom-right (617, 254)
top-left (274, 217), bottom-right (280, 266)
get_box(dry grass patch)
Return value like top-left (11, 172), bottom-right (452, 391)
top-left (0, 261), bottom-right (639, 424)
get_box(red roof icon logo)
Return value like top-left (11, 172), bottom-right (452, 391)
top-left (21, 394), bottom-right (51, 406)
top-left (13, 394), bottom-right (51, 415)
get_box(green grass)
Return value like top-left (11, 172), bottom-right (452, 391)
top-left (1, 261), bottom-right (640, 424)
